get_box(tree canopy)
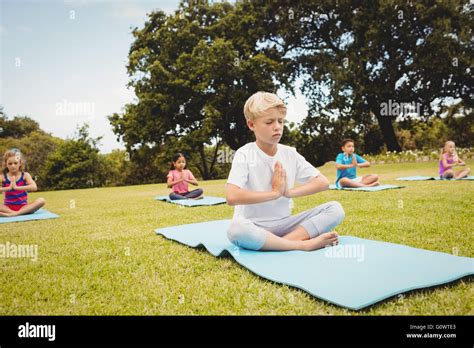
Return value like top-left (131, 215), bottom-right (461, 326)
top-left (110, 0), bottom-right (472, 170)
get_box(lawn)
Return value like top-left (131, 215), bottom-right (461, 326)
top-left (0, 160), bottom-right (473, 315)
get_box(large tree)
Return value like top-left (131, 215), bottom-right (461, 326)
top-left (253, 0), bottom-right (473, 152)
top-left (111, 0), bottom-right (472, 171)
top-left (109, 1), bottom-right (289, 179)
top-left (0, 108), bottom-right (43, 139)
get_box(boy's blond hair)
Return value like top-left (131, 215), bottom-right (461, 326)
top-left (243, 91), bottom-right (287, 121)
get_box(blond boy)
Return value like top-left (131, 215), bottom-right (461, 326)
top-left (225, 92), bottom-right (345, 251)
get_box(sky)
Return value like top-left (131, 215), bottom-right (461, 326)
top-left (0, 0), bottom-right (309, 153)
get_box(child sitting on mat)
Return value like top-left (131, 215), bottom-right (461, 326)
top-left (335, 139), bottom-right (379, 188)
top-left (0, 148), bottom-right (45, 217)
top-left (167, 153), bottom-right (203, 200)
top-left (439, 140), bottom-right (470, 179)
top-left (225, 91), bottom-right (345, 251)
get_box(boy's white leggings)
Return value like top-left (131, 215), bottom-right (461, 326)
top-left (227, 201), bottom-right (345, 250)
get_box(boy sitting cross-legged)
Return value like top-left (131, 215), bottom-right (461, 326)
top-left (335, 139), bottom-right (379, 189)
top-left (225, 91), bottom-right (345, 251)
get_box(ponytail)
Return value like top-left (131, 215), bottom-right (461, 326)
top-left (170, 153), bottom-right (186, 170)
top-left (439, 147), bottom-right (445, 162)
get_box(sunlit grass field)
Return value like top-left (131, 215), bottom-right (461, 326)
top-left (0, 160), bottom-right (473, 315)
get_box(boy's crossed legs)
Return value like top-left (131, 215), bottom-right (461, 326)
top-left (227, 201), bottom-right (345, 251)
top-left (339, 174), bottom-right (379, 188)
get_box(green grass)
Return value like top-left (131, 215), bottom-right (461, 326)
top-left (0, 160), bottom-right (473, 315)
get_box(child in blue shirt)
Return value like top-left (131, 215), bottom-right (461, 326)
top-left (335, 139), bottom-right (379, 188)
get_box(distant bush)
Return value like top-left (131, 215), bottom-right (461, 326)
top-left (363, 147), bottom-right (474, 164)
top-left (40, 125), bottom-right (110, 190)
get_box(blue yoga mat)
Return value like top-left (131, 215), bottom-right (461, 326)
top-left (155, 196), bottom-right (226, 207)
top-left (329, 184), bottom-right (404, 191)
top-left (155, 220), bottom-right (473, 310)
top-left (0, 209), bottom-right (59, 224)
top-left (396, 175), bottom-right (474, 181)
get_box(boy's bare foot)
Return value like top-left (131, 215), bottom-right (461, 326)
top-left (367, 181), bottom-right (379, 187)
top-left (302, 232), bottom-right (339, 251)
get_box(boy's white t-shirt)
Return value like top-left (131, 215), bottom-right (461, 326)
top-left (226, 142), bottom-right (320, 223)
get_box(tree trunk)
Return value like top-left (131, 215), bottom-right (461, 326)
top-left (368, 98), bottom-right (402, 152)
top-left (375, 114), bottom-right (402, 152)
top-left (209, 141), bottom-right (220, 177)
top-left (198, 144), bottom-right (210, 180)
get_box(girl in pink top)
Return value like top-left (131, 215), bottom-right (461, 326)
top-left (439, 141), bottom-right (470, 179)
top-left (167, 153), bottom-right (203, 200)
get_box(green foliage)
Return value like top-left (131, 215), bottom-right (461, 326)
top-left (259, 0), bottom-right (473, 151)
top-left (0, 114), bottom-right (42, 139)
top-left (41, 125), bottom-right (110, 190)
top-left (3, 2), bottom-right (473, 186)
top-left (109, 1), bottom-right (288, 179)
top-left (120, 145), bottom-right (168, 186)
top-left (103, 150), bottom-right (132, 186)
top-left (110, 0), bottom-right (472, 170)
top-left (0, 131), bottom-right (63, 186)
top-left (396, 105), bottom-right (474, 151)
top-left (0, 107), bottom-right (63, 187)
top-left (363, 147), bottom-right (474, 164)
